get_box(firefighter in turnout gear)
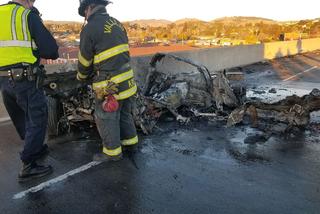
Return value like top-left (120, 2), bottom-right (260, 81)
top-left (77, 0), bottom-right (138, 161)
top-left (0, 0), bottom-right (59, 182)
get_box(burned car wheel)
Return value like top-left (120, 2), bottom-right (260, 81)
top-left (47, 96), bottom-right (61, 136)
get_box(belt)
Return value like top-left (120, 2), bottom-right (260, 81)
top-left (0, 68), bottom-right (27, 76)
top-left (0, 68), bottom-right (32, 82)
top-left (0, 72), bottom-right (10, 77)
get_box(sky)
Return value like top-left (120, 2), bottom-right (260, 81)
top-left (0, 0), bottom-right (319, 22)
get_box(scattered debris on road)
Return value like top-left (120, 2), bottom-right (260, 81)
top-left (227, 88), bottom-right (320, 139)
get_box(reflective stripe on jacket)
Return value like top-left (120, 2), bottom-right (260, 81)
top-left (0, 4), bottom-right (37, 68)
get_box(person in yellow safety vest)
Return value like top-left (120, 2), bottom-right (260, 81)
top-left (0, 0), bottom-right (59, 182)
top-left (77, 0), bottom-right (138, 161)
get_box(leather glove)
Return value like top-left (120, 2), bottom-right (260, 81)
top-left (93, 80), bottom-right (119, 100)
top-left (104, 81), bottom-right (119, 95)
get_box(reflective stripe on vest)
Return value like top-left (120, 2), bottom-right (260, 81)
top-left (11, 5), bottom-right (19, 40)
top-left (103, 146), bottom-right (122, 156)
top-left (0, 40), bottom-right (37, 48)
top-left (21, 9), bottom-right (29, 40)
top-left (121, 136), bottom-right (138, 146)
top-left (0, 4), bottom-right (37, 67)
top-left (94, 44), bottom-right (129, 64)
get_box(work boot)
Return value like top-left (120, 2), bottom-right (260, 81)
top-left (18, 162), bottom-right (53, 183)
top-left (93, 153), bottom-right (123, 162)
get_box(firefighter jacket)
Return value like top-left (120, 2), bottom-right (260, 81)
top-left (77, 7), bottom-right (137, 100)
top-left (0, 2), bottom-right (58, 70)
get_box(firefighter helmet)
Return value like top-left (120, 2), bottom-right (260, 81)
top-left (78, 0), bottom-right (111, 17)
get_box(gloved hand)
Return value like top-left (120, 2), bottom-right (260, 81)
top-left (104, 81), bottom-right (119, 95)
top-left (93, 80), bottom-right (119, 100)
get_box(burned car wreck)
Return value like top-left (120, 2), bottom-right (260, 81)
top-left (43, 53), bottom-right (319, 140)
top-left (132, 53), bottom-right (245, 134)
top-left (43, 53), bottom-right (244, 136)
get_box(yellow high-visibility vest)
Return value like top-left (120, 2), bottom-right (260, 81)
top-left (0, 4), bottom-right (37, 68)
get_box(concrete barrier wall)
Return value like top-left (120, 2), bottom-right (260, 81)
top-left (1, 38), bottom-right (320, 120)
top-left (130, 38), bottom-right (320, 79)
top-left (263, 38), bottom-right (320, 59)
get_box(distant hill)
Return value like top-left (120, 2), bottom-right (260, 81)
top-left (174, 18), bottom-right (206, 25)
top-left (123, 17), bottom-right (281, 27)
top-left (44, 16), bottom-right (320, 29)
top-left (127, 19), bottom-right (172, 27)
top-left (211, 16), bottom-right (278, 25)
top-left (280, 17), bottom-right (320, 25)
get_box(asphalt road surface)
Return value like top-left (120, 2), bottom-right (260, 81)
top-left (0, 51), bottom-right (319, 214)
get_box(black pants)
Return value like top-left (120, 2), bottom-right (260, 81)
top-left (95, 97), bottom-right (138, 156)
top-left (1, 78), bottom-right (48, 163)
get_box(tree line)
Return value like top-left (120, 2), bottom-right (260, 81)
top-left (45, 18), bottom-right (320, 45)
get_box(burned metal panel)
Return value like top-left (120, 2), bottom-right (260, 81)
top-left (227, 88), bottom-right (320, 133)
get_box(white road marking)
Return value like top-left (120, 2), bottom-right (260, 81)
top-left (283, 66), bottom-right (318, 82)
top-left (13, 161), bottom-right (101, 200)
